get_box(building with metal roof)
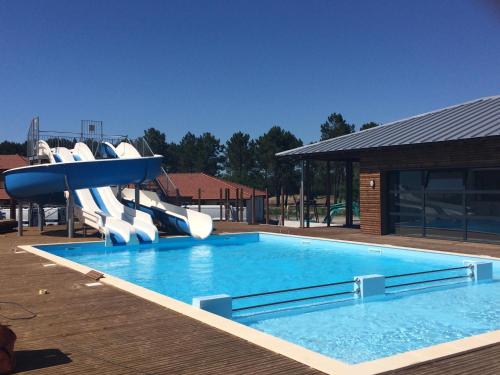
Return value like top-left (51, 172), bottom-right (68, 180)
top-left (277, 95), bottom-right (500, 159)
top-left (277, 96), bottom-right (500, 243)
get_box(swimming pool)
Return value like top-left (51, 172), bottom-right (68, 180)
top-left (36, 233), bottom-right (500, 365)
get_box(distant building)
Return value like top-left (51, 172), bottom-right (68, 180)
top-left (0, 154), bottom-right (27, 206)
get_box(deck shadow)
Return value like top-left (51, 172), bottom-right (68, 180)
top-left (14, 349), bottom-right (71, 373)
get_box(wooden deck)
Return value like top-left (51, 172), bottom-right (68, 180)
top-left (0, 224), bottom-right (499, 374)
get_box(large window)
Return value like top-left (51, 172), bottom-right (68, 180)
top-left (388, 168), bottom-right (500, 243)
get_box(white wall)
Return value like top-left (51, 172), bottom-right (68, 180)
top-left (185, 204), bottom-right (248, 221)
top-left (1, 207), bottom-right (61, 226)
top-left (185, 198), bottom-right (264, 222)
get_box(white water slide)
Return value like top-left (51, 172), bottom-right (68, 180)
top-left (37, 141), bottom-right (139, 246)
top-left (72, 142), bottom-right (159, 244)
top-left (104, 142), bottom-right (213, 239)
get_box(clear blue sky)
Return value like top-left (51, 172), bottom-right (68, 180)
top-left (1, 0), bottom-right (499, 144)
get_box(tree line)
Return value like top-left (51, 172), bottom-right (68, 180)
top-left (0, 113), bottom-right (378, 203)
top-left (143, 113), bottom-right (378, 204)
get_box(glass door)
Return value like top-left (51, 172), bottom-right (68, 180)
top-left (465, 169), bottom-right (500, 242)
top-left (423, 170), bottom-right (465, 240)
top-left (388, 168), bottom-right (500, 242)
top-left (387, 170), bottom-right (424, 236)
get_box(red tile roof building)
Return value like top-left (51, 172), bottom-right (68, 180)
top-left (0, 155), bottom-right (27, 203)
top-left (0, 154), bottom-right (27, 171)
top-left (157, 173), bottom-right (266, 202)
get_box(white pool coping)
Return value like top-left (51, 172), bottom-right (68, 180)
top-left (18, 232), bottom-right (500, 375)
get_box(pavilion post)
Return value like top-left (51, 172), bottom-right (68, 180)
top-left (300, 159), bottom-right (305, 228)
top-left (326, 161), bottom-right (331, 227)
top-left (239, 188), bottom-right (244, 222)
top-left (17, 201), bottom-right (23, 236)
top-left (265, 188), bottom-right (269, 224)
top-left (305, 160), bottom-right (310, 228)
top-left (280, 186), bottom-right (285, 226)
top-left (224, 188), bottom-right (229, 221)
top-left (227, 188), bottom-right (231, 221)
top-left (236, 189), bottom-right (240, 222)
top-left (197, 188), bottom-right (201, 212)
top-left (345, 160), bottom-right (354, 227)
top-left (219, 188), bottom-right (223, 221)
top-left (251, 188), bottom-right (256, 224)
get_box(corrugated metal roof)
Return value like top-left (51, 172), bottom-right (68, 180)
top-left (277, 95), bottom-right (500, 157)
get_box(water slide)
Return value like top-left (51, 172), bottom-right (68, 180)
top-left (51, 145), bottom-right (139, 246)
top-left (72, 142), bottom-right (159, 243)
top-left (102, 142), bottom-right (213, 239)
top-left (3, 140), bottom-right (163, 245)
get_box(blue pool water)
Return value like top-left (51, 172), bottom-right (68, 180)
top-left (38, 233), bottom-right (500, 364)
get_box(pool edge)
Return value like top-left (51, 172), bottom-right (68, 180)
top-left (18, 232), bottom-right (500, 375)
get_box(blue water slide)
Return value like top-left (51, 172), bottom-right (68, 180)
top-left (3, 155), bottom-right (163, 202)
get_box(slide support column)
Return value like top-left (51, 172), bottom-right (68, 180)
top-left (17, 201), bottom-right (23, 236)
top-left (135, 185), bottom-right (140, 210)
top-left (38, 203), bottom-right (44, 232)
top-left (67, 191), bottom-right (74, 238)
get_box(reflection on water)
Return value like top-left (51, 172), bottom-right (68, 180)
top-left (189, 245), bottom-right (214, 293)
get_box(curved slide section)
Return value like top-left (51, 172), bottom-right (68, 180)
top-left (122, 188), bottom-right (213, 239)
top-left (4, 147), bottom-right (163, 202)
top-left (52, 146), bottom-right (139, 246)
top-left (105, 142), bottom-right (213, 239)
top-left (73, 143), bottom-right (159, 244)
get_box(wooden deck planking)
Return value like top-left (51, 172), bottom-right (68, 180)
top-left (0, 231), bottom-right (321, 374)
top-left (0, 225), bottom-right (499, 374)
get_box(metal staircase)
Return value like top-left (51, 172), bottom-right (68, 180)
top-left (127, 137), bottom-right (177, 202)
